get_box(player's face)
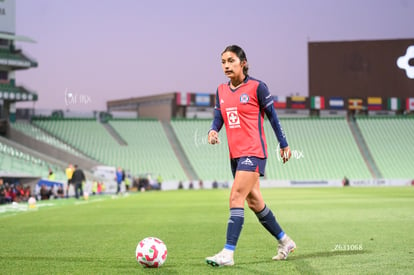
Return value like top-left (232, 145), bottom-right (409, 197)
top-left (221, 51), bottom-right (245, 79)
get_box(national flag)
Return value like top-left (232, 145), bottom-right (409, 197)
top-left (290, 96), bottom-right (307, 109)
top-left (367, 97), bottom-right (382, 111)
top-left (329, 97), bottom-right (344, 109)
top-left (310, 96), bottom-right (325, 109)
top-left (406, 98), bottom-right (414, 111)
top-left (273, 96), bottom-right (287, 109)
top-left (387, 97), bottom-right (401, 110)
top-left (195, 93), bottom-right (210, 106)
top-left (348, 98), bottom-right (363, 110)
top-left (176, 92), bottom-right (191, 106)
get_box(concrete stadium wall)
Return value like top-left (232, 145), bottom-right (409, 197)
top-left (138, 103), bottom-right (172, 121)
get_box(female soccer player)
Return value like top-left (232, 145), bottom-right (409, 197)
top-left (205, 45), bottom-right (296, 267)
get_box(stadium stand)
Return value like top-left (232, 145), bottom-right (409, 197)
top-left (33, 118), bottom-right (187, 180)
top-left (356, 117), bottom-right (414, 179)
top-left (33, 118), bottom-right (118, 161)
top-left (24, 116), bottom-right (410, 182)
top-left (171, 119), bottom-right (233, 181)
top-left (10, 121), bottom-right (84, 157)
top-left (108, 119), bottom-right (187, 180)
top-left (0, 140), bottom-right (66, 181)
top-left (172, 118), bottom-right (373, 181)
top-left (264, 117), bottom-right (372, 180)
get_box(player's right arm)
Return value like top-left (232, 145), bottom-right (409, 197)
top-left (208, 89), bottom-right (224, 145)
top-left (257, 82), bottom-right (291, 163)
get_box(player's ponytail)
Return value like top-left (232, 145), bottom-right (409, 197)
top-left (222, 45), bottom-right (249, 76)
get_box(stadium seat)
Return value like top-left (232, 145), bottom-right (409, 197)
top-left (265, 118), bottom-right (372, 180)
top-left (172, 118), bottom-right (372, 181)
top-left (11, 121), bottom-right (83, 157)
top-left (356, 117), bottom-right (414, 179)
top-left (171, 119), bottom-right (232, 181)
top-left (0, 140), bottom-right (66, 180)
top-left (33, 118), bottom-right (187, 180)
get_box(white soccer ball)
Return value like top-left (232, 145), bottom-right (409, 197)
top-left (136, 237), bottom-right (167, 268)
top-left (28, 197), bottom-right (36, 208)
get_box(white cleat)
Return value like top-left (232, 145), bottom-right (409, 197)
top-left (272, 235), bottom-right (296, 260)
top-left (205, 249), bottom-right (234, 267)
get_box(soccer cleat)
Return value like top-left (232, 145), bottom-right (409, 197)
top-left (205, 249), bottom-right (234, 267)
top-left (272, 235), bottom-right (296, 260)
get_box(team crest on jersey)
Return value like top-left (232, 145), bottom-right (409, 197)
top-left (240, 94), bottom-right (249, 104)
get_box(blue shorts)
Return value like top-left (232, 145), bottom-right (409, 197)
top-left (230, 156), bottom-right (267, 178)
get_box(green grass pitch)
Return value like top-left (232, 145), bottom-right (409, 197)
top-left (1, 187), bottom-right (413, 274)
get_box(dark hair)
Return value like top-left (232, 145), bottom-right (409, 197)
top-left (222, 45), bottom-right (249, 76)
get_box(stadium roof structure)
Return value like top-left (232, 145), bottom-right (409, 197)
top-left (0, 50), bottom-right (37, 69)
top-left (107, 93), bottom-right (176, 109)
top-left (0, 33), bottom-right (36, 43)
top-left (107, 93), bottom-right (176, 121)
top-left (0, 83), bottom-right (38, 102)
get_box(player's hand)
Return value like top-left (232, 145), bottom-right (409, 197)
top-left (208, 130), bottom-right (220, 145)
top-left (280, 146), bottom-right (291, 163)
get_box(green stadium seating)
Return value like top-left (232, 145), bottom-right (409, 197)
top-left (33, 119), bottom-right (117, 161)
top-left (171, 119), bottom-right (232, 181)
top-left (172, 118), bottom-right (372, 181)
top-left (0, 141), bottom-right (66, 181)
top-left (33, 119), bottom-right (187, 180)
top-left (11, 121), bottom-right (83, 157)
top-left (265, 118), bottom-right (372, 180)
top-left (25, 116), bottom-right (411, 182)
top-left (356, 117), bottom-right (414, 179)
top-left (108, 120), bottom-right (187, 180)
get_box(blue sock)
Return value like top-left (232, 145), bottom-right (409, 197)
top-left (225, 208), bottom-right (244, 251)
top-left (256, 205), bottom-right (285, 240)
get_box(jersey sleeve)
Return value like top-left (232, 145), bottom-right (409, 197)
top-left (214, 88), bottom-right (221, 110)
top-left (210, 89), bottom-right (224, 133)
top-left (265, 104), bottom-right (288, 148)
top-left (257, 81), bottom-right (274, 110)
top-left (257, 81), bottom-right (289, 148)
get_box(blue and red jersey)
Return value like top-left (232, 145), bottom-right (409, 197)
top-left (211, 76), bottom-right (288, 159)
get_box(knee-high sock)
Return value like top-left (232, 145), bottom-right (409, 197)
top-left (225, 208), bottom-right (244, 251)
top-left (255, 205), bottom-right (285, 240)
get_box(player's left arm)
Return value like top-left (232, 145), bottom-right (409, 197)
top-left (257, 82), bottom-right (291, 163)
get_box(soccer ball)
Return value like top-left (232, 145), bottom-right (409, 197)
top-left (136, 237), bottom-right (167, 268)
top-left (28, 197), bottom-right (37, 209)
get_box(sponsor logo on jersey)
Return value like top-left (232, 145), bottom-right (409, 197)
top-left (226, 107), bottom-right (240, 128)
